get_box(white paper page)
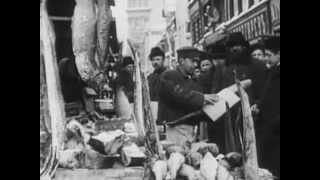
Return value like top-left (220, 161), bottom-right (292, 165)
top-left (202, 88), bottom-right (240, 122)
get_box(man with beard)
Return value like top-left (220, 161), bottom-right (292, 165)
top-left (148, 47), bottom-right (166, 101)
top-left (210, 32), bottom-right (266, 153)
top-left (158, 47), bottom-right (219, 146)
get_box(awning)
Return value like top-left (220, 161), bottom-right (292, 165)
top-left (203, 31), bottom-right (228, 47)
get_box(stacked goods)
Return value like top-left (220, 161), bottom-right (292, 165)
top-left (59, 119), bottom-right (146, 170)
top-left (149, 141), bottom-right (275, 180)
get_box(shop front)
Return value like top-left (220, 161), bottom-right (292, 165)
top-left (270, 0), bottom-right (280, 34)
top-left (225, 0), bottom-right (272, 45)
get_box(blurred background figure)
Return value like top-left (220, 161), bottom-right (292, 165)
top-left (255, 36), bottom-right (280, 179)
top-left (192, 64), bottom-right (201, 80)
top-left (250, 44), bottom-right (265, 62)
top-left (148, 47), bottom-right (167, 101)
top-left (199, 53), bottom-right (213, 73)
top-left (114, 56), bottom-right (135, 103)
top-left (58, 56), bottom-right (86, 103)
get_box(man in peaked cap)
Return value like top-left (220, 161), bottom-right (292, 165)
top-left (157, 46), bottom-right (220, 146)
top-left (148, 47), bottom-right (166, 101)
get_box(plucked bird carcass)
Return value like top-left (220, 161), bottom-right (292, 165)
top-left (167, 152), bottom-right (186, 179)
top-left (152, 160), bottom-right (168, 180)
top-left (178, 164), bottom-right (199, 180)
top-left (200, 152), bottom-right (218, 180)
top-left (59, 149), bottom-right (84, 169)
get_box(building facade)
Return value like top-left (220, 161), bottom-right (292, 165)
top-left (126, 0), bottom-right (151, 59)
top-left (142, 0), bottom-right (167, 73)
top-left (188, 0), bottom-right (280, 51)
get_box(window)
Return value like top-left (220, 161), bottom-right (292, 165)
top-left (249, 0), bottom-right (254, 7)
top-left (238, 0), bottom-right (242, 14)
top-left (230, 0), bottom-right (234, 18)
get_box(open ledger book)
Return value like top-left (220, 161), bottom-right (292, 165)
top-left (202, 79), bottom-right (251, 122)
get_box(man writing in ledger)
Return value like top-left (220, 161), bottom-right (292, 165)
top-left (157, 47), bottom-right (219, 146)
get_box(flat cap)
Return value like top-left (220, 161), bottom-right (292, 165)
top-left (177, 46), bottom-right (201, 59)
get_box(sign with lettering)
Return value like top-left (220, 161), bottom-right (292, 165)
top-left (270, 0), bottom-right (280, 27)
top-left (228, 9), bottom-right (271, 42)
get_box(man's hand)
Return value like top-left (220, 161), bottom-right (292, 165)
top-left (204, 94), bottom-right (220, 105)
top-left (251, 104), bottom-right (260, 115)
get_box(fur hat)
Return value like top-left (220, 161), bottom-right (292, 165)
top-left (225, 32), bottom-right (250, 48)
top-left (209, 45), bottom-right (226, 59)
top-left (264, 36), bottom-right (280, 53)
top-left (149, 47), bottom-right (165, 60)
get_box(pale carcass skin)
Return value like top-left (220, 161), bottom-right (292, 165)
top-left (72, 0), bottom-right (98, 82)
top-left (167, 152), bottom-right (185, 179)
top-left (133, 52), bottom-right (146, 137)
top-left (152, 160), bottom-right (168, 180)
top-left (40, 1), bottom-right (67, 177)
top-left (179, 164), bottom-right (198, 180)
top-left (165, 145), bottom-right (187, 158)
top-left (216, 165), bottom-right (234, 180)
top-left (115, 86), bottom-right (132, 119)
top-left (96, 0), bottom-right (113, 67)
top-left (200, 152), bottom-right (218, 180)
top-left (186, 152), bottom-right (203, 169)
top-left (191, 142), bottom-right (219, 157)
top-left (59, 149), bottom-right (83, 169)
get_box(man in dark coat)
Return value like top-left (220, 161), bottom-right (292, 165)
top-left (59, 57), bottom-right (86, 103)
top-left (197, 51), bottom-right (215, 93)
top-left (158, 46), bottom-right (219, 146)
top-left (209, 32), bottom-right (266, 153)
top-left (147, 47), bottom-right (166, 101)
top-left (114, 56), bottom-right (135, 103)
top-left (255, 36), bottom-right (280, 178)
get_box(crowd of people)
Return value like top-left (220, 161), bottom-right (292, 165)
top-left (58, 31), bottom-right (280, 178)
top-left (145, 32), bottom-right (280, 178)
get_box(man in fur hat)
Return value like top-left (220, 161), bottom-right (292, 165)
top-left (209, 32), bottom-right (266, 153)
top-left (157, 46), bottom-right (220, 146)
top-left (148, 47), bottom-right (167, 101)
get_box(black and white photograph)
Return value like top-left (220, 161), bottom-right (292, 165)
top-left (40, 0), bottom-right (280, 179)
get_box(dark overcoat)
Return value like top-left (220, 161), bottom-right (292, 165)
top-left (256, 64), bottom-right (280, 178)
top-left (157, 67), bottom-right (204, 126)
top-left (147, 67), bottom-right (166, 101)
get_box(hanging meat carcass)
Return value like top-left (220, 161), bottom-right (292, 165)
top-left (96, 0), bottom-right (113, 68)
top-left (72, 0), bottom-right (99, 86)
top-left (40, 0), bottom-right (67, 178)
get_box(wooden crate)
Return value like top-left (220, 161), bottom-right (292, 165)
top-left (53, 167), bottom-right (145, 180)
